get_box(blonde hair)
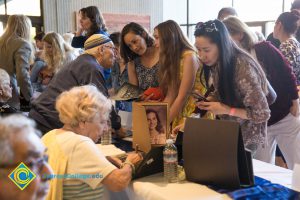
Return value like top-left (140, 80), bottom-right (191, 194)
top-left (0, 15), bottom-right (31, 44)
top-left (43, 32), bottom-right (74, 73)
top-left (223, 16), bottom-right (258, 52)
top-left (0, 15), bottom-right (33, 63)
top-left (56, 85), bottom-right (112, 128)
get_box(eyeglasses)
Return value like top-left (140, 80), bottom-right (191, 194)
top-left (103, 45), bottom-right (117, 51)
top-left (26, 155), bottom-right (49, 174)
top-left (195, 21), bottom-right (219, 33)
top-left (0, 155), bottom-right (49, 174)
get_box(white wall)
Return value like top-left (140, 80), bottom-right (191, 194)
top-left (42, 0), bottom-right (163, 34)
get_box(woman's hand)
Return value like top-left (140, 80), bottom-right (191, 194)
top-left (75, 23), bottom-right (84, 36)
top-left (126, 152), bottom-right (143, 165)
top-left (112, 127), bottom-right (127, 138)
top-left (140, 93), bottom-right (155, 101)
top-left (103, 153), bottom-right (142, 191)
top-left (106, 156), bottom-right (123, 168)
top-left (196, 101), bottom-right (230, 115)
top-left (290, 99), bottom-right (300, 117)
top-left (172, 123), bottom-right (184, 137)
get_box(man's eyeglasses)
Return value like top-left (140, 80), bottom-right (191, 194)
top-left (0, 155), bottom-right (49, 174)
top-left (103, 45), bottom-right (117, 51)
top-left (195, 21), bottom-right (219, 33)
top-left (26, 155), bottom-right (49, 174)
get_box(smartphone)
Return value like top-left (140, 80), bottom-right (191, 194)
top-left (191, 92), bottom-right (208, 102)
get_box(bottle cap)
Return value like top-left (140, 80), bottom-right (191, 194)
top-left (166, 139), bottom-right (174, 144)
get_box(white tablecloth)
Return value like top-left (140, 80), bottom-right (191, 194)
top-left (99, 144), bottom-right (293, 200)
top-left (124, 159), bottom-right (292, 200)
top-left (127, 174), bottom-right (231, 200)
top-left (253, 159), bottom-right (292, 188)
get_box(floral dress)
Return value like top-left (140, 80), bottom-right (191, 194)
top-left (134, 57), bottom-right (159, 90)
top-left (280, 38), bottom-right (300, 84)
top-left (210, 54), bottom-right (270, 150)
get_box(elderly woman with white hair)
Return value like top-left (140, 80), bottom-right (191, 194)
top-left (0, 69), bottom-right (17, 116)
top-left (0, 114), bottom-right (52, 200)
top-left (42, 85), bottom-right (141, 200)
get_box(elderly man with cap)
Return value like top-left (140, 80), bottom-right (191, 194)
top-left (28, 34), bottom-right (120, 134)
top-left (0, 114), bottom-right (52, 200)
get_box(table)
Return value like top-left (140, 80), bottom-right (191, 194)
top-left (253, 159), bottom-right (292, 188)
top-left (124, 159), bottom-right (292, 200)
top-left (127, 175), bottom-right (231, 200)
top-left (99, 144), bottom-right (293, 199)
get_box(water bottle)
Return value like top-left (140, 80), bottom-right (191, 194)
top-left (164, 139), bottom-right (178, 183)
top-left (101, 120), bottom-right (112, 145)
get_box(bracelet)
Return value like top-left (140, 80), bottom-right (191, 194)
top-left (121, 161), bottom-right (135, 176)
top-left (229, 107), bottom-right (236, 116)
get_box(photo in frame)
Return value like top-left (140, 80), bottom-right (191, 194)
top-left (132, 102), bottom-right (169, 152)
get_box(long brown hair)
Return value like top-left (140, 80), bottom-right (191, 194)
top-left (155, 20), bottom-right (196, 96)
top-left (80, 6), bottom-right (107, 37)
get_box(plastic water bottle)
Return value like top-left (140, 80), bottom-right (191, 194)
top-left (164, 139), bottom-right (178, 183)
top-left (101, 120), bottom-right (112, 145)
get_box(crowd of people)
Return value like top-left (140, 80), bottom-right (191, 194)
top-left (1, 2), bottom-right (300, 199)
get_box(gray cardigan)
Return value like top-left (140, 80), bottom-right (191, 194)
top-left (0, 37), bottom-right (33, 108)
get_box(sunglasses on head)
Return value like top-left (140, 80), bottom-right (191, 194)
top-left (195, 21), bottom-right (219, 33)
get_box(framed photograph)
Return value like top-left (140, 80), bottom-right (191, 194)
top-left (132, 102), bottom-right (169, 152)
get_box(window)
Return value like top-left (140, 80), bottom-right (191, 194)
top-left (0, 0), bottom-right (43, 35)
top-left (174, 0), bottom-right (291, 40)
top-left (234, 0), bottom-right (282, 22)
top-left (0, 0), bottom-right (5, 14)
top-left (6, 0), bottom-right (41, 16)
top-left (0, 21), bottom-right (3, 35)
